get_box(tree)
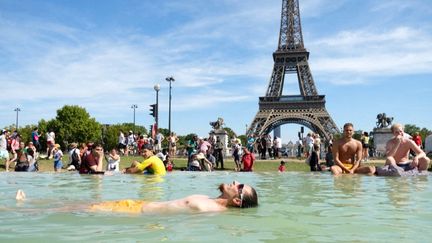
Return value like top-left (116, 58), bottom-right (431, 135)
top-left (237, 135), bottom-right (247, 146)
top-left (223, 127), bottom-right (237, 140)
top-left (404, 124), bottom-right (421, 136)
top-left (404, 124), bottom-right (431, 146)
top-left (51, 105), bottom-right (102, 149)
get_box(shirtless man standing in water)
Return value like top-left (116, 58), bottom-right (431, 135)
top-left (331, 123), bottom-right (376, 176)
top-left (385, 123), bottom-right (430, 171)
top-left (16, 181), bottom-right (258, 214)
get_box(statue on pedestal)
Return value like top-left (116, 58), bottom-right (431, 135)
top-left (373, 113), bottom-right (395, 157)
top-left (209, 117), bottom-right (225, 131)
top-left (376, 113), bottom-right (394, 128)
top-left (209, 117), bottom-right (229, 159)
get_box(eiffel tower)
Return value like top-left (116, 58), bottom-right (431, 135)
top-left (247, 0), bottom-right (339, 141)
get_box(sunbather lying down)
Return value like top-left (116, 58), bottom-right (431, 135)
top-left (14, 181), bottom-right (258, 214)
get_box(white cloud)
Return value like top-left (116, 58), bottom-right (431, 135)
top-left (309, 26), bottom-right (432, 83)
top-left (1, 0), bottom-right (431, 135)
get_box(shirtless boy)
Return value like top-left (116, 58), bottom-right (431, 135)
top-left (331, 123), bottom-right (376, 176)
top-left (385, 123), bottom-right (430, 171)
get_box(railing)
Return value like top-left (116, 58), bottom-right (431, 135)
top-left (259, 95), bottom-right (325, 102)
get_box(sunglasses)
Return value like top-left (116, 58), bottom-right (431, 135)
top-left (238, 184), bottom-right (245, 208)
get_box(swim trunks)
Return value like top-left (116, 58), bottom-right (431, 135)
top-left (90, 200), bottom-right (146, 213)
top-left (342, 163), bottom-right (354, 173)
top-left (397, 161), bottom-right (413, 171)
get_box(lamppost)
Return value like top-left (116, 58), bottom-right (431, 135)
top-left (131, 104), bottom-right (138, 133)
top-left (14, 108), bottom-right (21, 131)
top-left (165, 76), bottom-right (175, 135)
top-left (154, 84), bottom-right (160, 134)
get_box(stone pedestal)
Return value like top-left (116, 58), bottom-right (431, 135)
top-left (212, 129), bottom-right (229, 157)
top-left (425, 134), bottom-right (432, 155)
top-left (372, 128), bottom-right (393, 157)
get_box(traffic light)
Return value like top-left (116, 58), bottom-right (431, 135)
top-left (149, 104), bottom-right (157, 117)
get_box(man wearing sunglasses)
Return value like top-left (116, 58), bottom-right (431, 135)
top-left (15, 181), bottom-right (258, 214)
top-left (89, 181), bottom-right (258, 213)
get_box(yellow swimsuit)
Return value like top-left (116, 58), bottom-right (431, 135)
top-left (90, 200), bottom-right (146, 214)
top-left (342, 163), bottom-right (354, 173)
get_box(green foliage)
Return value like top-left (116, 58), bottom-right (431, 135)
top-left (332, 133), bottom-right (342, 140)
top-left (353, 132), bottom-right (362, 141)
top-left (178, 133), bottom-right (196, 150)
top-left (16, 125), bottom-right (34, 145)
top-left (404, 124), bottom-right (431, 145)
top-left (404, 124), bottom-right (421, 135)
top-left (50, 105), bottom-right (102, 148)
top-left (223, 127), bottom-right (237, 140)
top-left (237, 135), bottom-right (247, 145)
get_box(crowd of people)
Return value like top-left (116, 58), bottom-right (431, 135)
top-left (1, 123), bottom-right (430, 175)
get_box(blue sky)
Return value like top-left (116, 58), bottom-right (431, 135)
top-left (1, 0), bottom-right (431, 142)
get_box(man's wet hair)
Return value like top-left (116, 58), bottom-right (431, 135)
top-left (343, 123), bottom-right (353, 129)
top-left (241, 187), bottom-right (258, 208)
top-left (92, 143), bottom-right (102, 149)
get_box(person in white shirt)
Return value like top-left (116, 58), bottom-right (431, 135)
top-left (106, 148), bottom-right (120, 172)
top-left (117, 131), bottom-right (126, 155)
top-left (126, 131), bottom-right (135, 156)
top-left (46, 130), bottom-right (55, 159)
top-left (0, 130), bottom-right (11, 172)
top-left (155, 132), bottom-right (165, 153)
top-left (305, 133), bottom-right (314, 158)
top-left (53, 144), bottom-right (63, 173)
top-left (273, 137), bottom-right (282, 159)
top-left (67, 143), bottom-right (81, 171)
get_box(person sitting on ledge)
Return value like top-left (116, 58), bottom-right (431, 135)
top-left (331, 123), bottom-right (376, 176)
top-left (15, 181), bottom-right (258, 214)
top-left (385, 123), bottom-right (430, 171)
top-left (122, 144), bottom-right (166, 175)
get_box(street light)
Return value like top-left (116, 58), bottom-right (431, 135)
top-left (131, 104), bottom-right (138, 133)
top-left (154, 84), bottom-right (160, 134)
top-left (165, 76), bottom-right (175, 135)
top-left (14, 108), bottom-right (21, 130)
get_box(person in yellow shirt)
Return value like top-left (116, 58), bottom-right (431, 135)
top-left (123, 144), bottom-right (166, 175)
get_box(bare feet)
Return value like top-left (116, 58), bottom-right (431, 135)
top-left (16, 189), bottom-right (26, 201)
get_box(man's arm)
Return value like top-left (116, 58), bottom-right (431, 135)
top-left (96, 154), bottom-right (103, 172)
top-left (124, 158), bottom-right (151, 174)
top-left (408, 139), bottom-right (427, 167)
top-left (124, 166), bottom-right (141, 174)
top-left (350, 141), bottom-right (363, 173)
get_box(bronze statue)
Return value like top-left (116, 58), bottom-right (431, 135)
top-left (376, 113), bottom-right (393, 128)
top-left (210, 117), bottom-right (224, 130)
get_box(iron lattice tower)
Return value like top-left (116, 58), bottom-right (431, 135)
top-left (247, 0), bottom-right (339, 141)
